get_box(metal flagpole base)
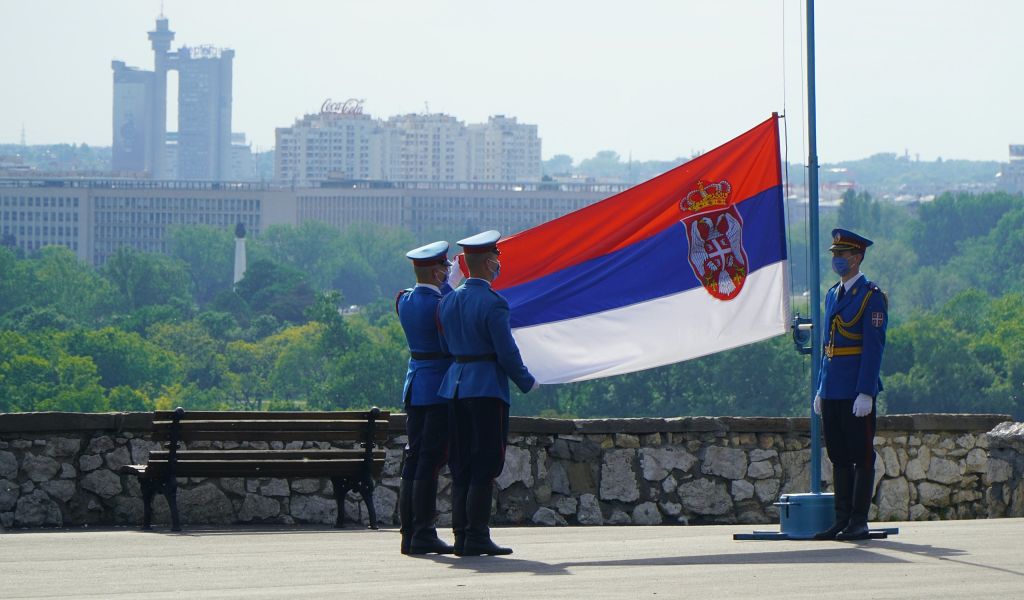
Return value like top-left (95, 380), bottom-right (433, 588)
top-left (732, 492), bottom-right (900, 541)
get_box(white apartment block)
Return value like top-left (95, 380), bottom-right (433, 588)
top-left (275, 112), bottom-right (385, 187)
top-left (468, 115), bottom-right (542, 182)
top-left (274, 107), bottom-right (541, 186)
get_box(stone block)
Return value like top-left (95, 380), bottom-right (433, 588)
top-left (548, 461), bottom-right (571, 496)
top-left (554, 495), bottom-right (577, 516)
top-left (701, 445), bottom-right (747, 480)
top-left (577, 493), bottom-right (603, 525)
top-left (290, 479), bottom-right (321, 494)
top-left (747, 460), bottom-right (774, 480)
top-left (86, 436), bottom-right (114, 454)
top-left (239, 494), bottom-right (281, 521)
top-left (41, 480), bottom-right (76, 503)
top-left (876, 477), bottom-right (910, 521)
top-left (179, 484), bottom-right (234, 524)
top-left (45, 437), bottom-right (81, 458)
top-left (917, 481), bottom-right (951, 507)
top-left (600, 450), bottom-right (638, 502)
top-left (14, 489), bottom-right (62, 527)
top-left (881, 447), bottom-right (900, 478)
top-left (496, 445), bottom-right (533, 490)
top-left (0, 479), bottom-right (19, 511)
top-left (81, 469), bottom-right (121, 499)
top-left (640, 447), bottom-right (697, 481)
top-left (78, 454), bottom-right (102, 473)
top-left (731, 479), bottom-right (754, 502)
top-left (259, 478), bottom-right (290, 497)
top-left (678, 478), bottom-right (731, 515)
top-left (21, 454), bottom-right (60, 482)
top-left (532, 506), bottom-right (567, 526)
top-left (985, 458), bottom-right (1013, 484)
top-left (0, 451), bottom-right (18, 479)
top-left (103, 446), bottom-right (132, 471)
top-left (632, 502), bottom-right (662, 525)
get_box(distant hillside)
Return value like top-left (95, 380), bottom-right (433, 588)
top-left (546, 151), bottom-right (1004, 197)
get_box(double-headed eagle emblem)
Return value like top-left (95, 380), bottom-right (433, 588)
top-left (679, 180), bottom-right (748, 301)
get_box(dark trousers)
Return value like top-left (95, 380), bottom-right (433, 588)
top-left (448, 396), bottom-right (510, 486)
top-left (821, 398), bottom-right (877, 469)
top-left (402, 403), bottom-right (449, 481)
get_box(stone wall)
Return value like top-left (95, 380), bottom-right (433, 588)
top-left (1, 412), bottom-right (1020, 530)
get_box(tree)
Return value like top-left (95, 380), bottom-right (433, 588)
top-left (168, 225), bottom-right (235, 305)
top-left (102, 246), bottom-right (192, 311)
top-left (234, 258), bottom-right (316, 324)
top-left (61, 327), bottom-right (181, 394)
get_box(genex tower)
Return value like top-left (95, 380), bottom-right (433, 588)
top-left (111, 16), bottom-right (234, 181)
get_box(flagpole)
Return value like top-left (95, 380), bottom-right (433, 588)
top-left (806, 0), bottom-right (822, 496)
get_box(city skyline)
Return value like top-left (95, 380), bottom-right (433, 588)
top-left (2, 1), bottom-right (1023, 163)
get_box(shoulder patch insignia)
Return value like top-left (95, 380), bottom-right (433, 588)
top-left (871, 311), bottom-right (884, 328)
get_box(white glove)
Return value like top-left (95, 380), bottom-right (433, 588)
top-left (530, 380), bottom-right (540, 392)
top-left (813, 394), bottom-right (822, 415)
top-left (852, 393), bottom-right (873, 417)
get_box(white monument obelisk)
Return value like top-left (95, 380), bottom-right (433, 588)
top-left (233, 222), bottom-right (247, 286)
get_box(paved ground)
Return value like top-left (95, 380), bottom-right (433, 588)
top-left (3, 519), bottom-right (1023, 599)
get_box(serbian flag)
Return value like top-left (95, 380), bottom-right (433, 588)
top-left (477, 115), bottom-right (787, 384)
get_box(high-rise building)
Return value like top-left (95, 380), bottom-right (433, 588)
top-left (275, 103), bottom-right (385, 187)
top-left (274, 105), bottom-right (541, 185)
top-left (383, 113), bottom-right (469, 182)
top-left (110, 17), bottom-right (237, 181)
top-left (173, 46), bottom-right (235, 180)
top-left (468, 115), bottom-right (542, 182)
top-left (111, 61), bottom-right (154, 174)
top-left (1000, 144), bottom-right (1024, 194)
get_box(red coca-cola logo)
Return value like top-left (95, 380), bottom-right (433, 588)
top-left (320, 98), bottom-right (364, 115)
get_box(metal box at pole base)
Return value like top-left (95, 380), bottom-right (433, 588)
top-left (777, 493), bottom-right (835, 539)
top-left (733, 492), bottom-right (899, 540)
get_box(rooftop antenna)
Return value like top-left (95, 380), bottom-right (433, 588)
top-left (159, 0), bottom-right (165, 17)
top-left (424, 101), bottom-right (430, 114)
top-left (20, 123), bottom-right (26, 146)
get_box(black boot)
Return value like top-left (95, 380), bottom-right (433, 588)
top-left (399, 479), bottom-right (414, 554)
top-left (814, 465), bottom-right (853, 540)
top-left (460, 483), bottom-right (512, 556)
top-left (408, 479), bottom-right (454, 555)
top-left (837, 466), bottom-right (873, 541)
top-left (451, 484), bottom-right (468, 556)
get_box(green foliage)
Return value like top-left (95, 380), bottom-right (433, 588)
top-left (2, 191), bottom-right (1021, 418)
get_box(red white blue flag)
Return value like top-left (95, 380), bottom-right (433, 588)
top-left (481, 115), bottom-right (788, 383)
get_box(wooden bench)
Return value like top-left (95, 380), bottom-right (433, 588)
top-left (121, 407), bottom-right (389, 531)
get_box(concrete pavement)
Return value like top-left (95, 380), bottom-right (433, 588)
top-left (3, 518), bottom-right (1023, 599)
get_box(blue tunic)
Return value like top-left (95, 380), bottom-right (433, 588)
top-left (436, 278), bottom-right (535, 404)
top-left (397, 284), bottom-right (453, 407)
top-left (816, 276), bottom-right (888, 400)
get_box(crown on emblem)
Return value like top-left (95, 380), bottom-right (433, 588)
top-left (681, 180), bottom-right (731, 213)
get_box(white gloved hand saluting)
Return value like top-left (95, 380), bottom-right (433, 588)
top-left (852, 393), bottom-right (873, 417)
top-left (813, 394), bottom-right (822, 415)
top-left (530, 380), bottom-right (540, 392)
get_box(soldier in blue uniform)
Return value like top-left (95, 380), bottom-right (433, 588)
top-left (813, 228), bottom-right (888, 541)
top-left (395, 241), bottom-right (456, 555)
top-left (436, 230), bottom-right (538, 556)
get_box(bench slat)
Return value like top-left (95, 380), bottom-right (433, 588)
top-left (153, 420), bottom-right (378, 431)
top-left (152, 430), bottom-right (389, 443)
top-left (148, 450), bottom-right (384, 460)
top-left (154, 411), bottom-right (389, 421)
top-left (137, 459), bottom-right (384, 478)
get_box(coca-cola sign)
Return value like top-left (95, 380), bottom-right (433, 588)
top-left (321, 98), bottom-right (365, 115)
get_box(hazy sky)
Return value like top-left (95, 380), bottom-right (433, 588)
top-left (2, 0), bottom-right (1022, 163)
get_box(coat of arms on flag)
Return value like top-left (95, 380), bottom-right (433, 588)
top-left (680, 180), bottom-right (749, 301)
